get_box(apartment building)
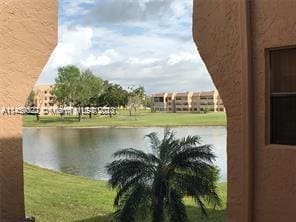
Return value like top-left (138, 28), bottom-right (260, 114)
top-left (150, 93), bottom-right (167, 111)
top-left (175, 92), bottom-right (193, 112)
top-left (151, 90), bottom-right (225, 113)
top-left (191, 92), bottom-right (201, 112)
top-left (216, 93), bottom-right (225, 112)
top-left (33, 85), bottom-right (64, 116)
top-left (166, 93), bottom-right (176, 112)
top-left (33, 84), bottom-right (55, 107)
top-left (199, 90), bottom-right (225, 112)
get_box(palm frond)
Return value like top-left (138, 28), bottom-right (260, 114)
top-left (179, 135), bottom-right (202, 149)
top-left (113, 148), bottom-right (159, 165)
top-left (106, 159), bottom-right (155, 188)
top-left (159, 128), bottom-right (178, 162)
top-left (113, 184), bottom-right (151, 222)
top-left (195, 196), bottom-right (208, 217)
top-left (163, 128), bottom-right (175, 142)
top-left (172, 170), bottom-right (222, 209)
top-left (204, 189), bottom-right (222, 209)
top-left (145, 132), bottom-right (161, 153)
top-left (113, 174), bottom-right (151, 207)
top-left (170, 145), bottom-right (216, 170)
top-left (160, 139), bottom-right (180, 164)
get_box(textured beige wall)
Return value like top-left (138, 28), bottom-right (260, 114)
top-left (251, 1), bottom-right (296, 221)
top-left (193, 0), bottom-right (296, 221)
top-left (193, 0), bottom-right (245, 221)
top-left (0, 0), bottom-right (57, 221)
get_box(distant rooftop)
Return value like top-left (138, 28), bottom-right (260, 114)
top-left (152, 90), bottom-right (218, 97)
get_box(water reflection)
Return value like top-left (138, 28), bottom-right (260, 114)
top-left (23, 127), bottom-right (227, 181)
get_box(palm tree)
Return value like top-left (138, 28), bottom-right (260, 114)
top-left (106, 128), bottom-right (221, 222)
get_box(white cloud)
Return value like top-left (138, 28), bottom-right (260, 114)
top-left (61, 0), bottom-right (96, 17)
top-left (81, 54), bottom-right (111, 67)
top-left (38, 26), bottom-right (94, 82)
top-left (170, 0), bottom-right (193, 19)
top-left (37, 0), bottom-right (215, 94)
top-left (127, 57), bottom-right (160, 65)
top-left (53, 26), bottom-right (94, 66)
top-left (167, 52), bottom-right (197, 65)
top-left (81, 49), bottom-right (119, 67)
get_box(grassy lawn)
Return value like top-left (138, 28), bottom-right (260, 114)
top-left (24, 163), bottom-right (227, 222)
top-left (23, 110), bottom-right (226, 128)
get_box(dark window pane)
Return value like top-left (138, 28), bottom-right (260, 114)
top-left (270, 48), bottom-right (296, 145)
top-left (271, 94), bottom-right (296, 145)
top-left (271, 49), bottom-right (296, 93)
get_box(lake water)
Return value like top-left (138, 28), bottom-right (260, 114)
top-left (23, 127), bottom-right (227, 181)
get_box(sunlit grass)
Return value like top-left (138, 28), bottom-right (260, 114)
top-left (23, 110), bottom-right (226, 128)
top-left (24, 163), bottom-right (226, 222)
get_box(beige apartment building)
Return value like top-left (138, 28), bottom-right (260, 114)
top-left (166, 93), bottom-right (176, 112)
top-left (151, 92), bottom-right (168, 111)
top-left (199, 90), bottom-right (225, 112)
top-left (32, 84), bottom-right (58, 114)
top-left (175, 92), bottom-right (193, 112)
top-left (191, 92), bottom-right (201, 112)
top-left (152, 90), bottom-right (225, 113)
top-left (32, 85), bottom-right (118, 116)
top-left (151, 92), bottom-right (177, 112)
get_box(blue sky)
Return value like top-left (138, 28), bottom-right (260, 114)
top-left (37, 0), bottom-right (215, 94)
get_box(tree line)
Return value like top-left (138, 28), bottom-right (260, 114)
top-left (27, 65), bottom-right (151, 121)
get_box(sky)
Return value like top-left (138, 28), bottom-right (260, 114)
top-left (37, 0), bottom-right (215, 94)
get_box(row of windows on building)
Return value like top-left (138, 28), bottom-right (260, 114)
top-left (151, 90), bottom-right (225, 113)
